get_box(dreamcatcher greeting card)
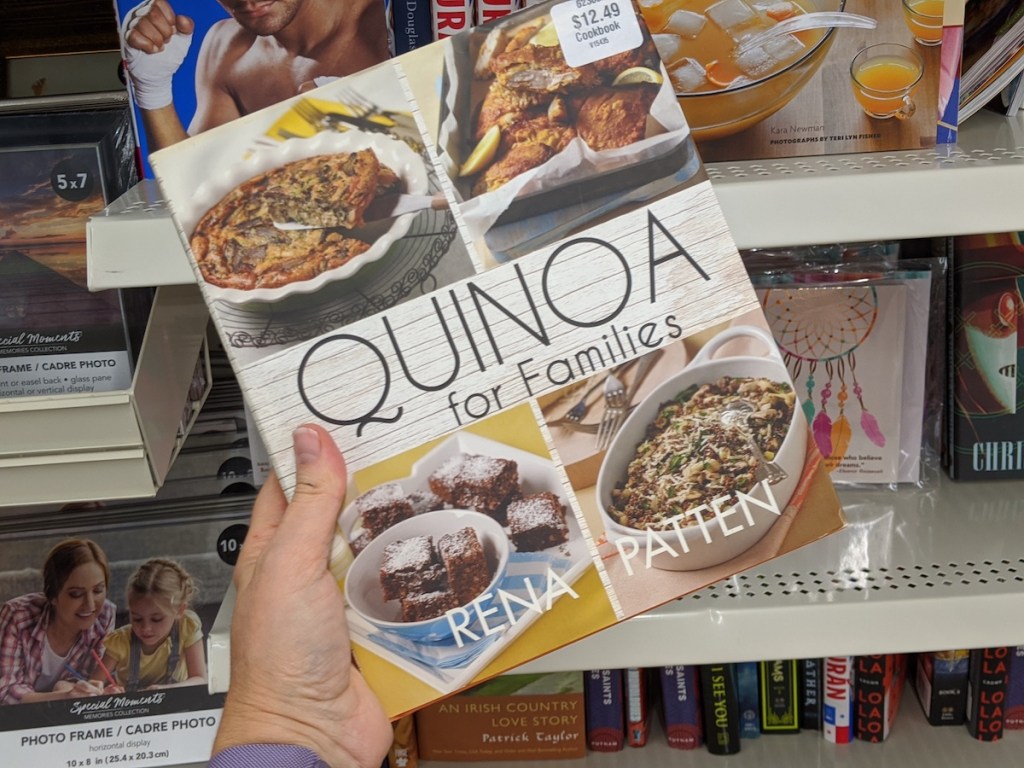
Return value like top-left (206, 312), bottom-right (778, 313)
top-left (758, 284), bottom-right (908, 484)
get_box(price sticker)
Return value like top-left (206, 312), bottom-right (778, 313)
top-left (50, 159), bottom-right (95, 202)
top-left (550, 0), bottom-right (643, 68)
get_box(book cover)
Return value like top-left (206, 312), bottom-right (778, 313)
top-left (113, 0), bottom-right (392, 177)
top-left (392, 0), bottom-right (436, 54)
top-left (0, 498), bottom-right (252, 768)
top-left (414, 672), bottom-right (586, 760)
top-left (799, 657), bottom-right (823, 730)
top-left (583, 668), bottom-right (624, 752)
top-left (699, 663), bottom-right (740, 755)
top-left (854, 653), bottom-right (907, 742)
top-left (476, 0), bottom-right (520, 26)
top-left (432, 0), bottom-right (475, 39)
top-left (657, 665), bottom-right (702, 750)
top-left (946, 232), bottom-right (1024, 480)
top-left (734, 661), bottom-right (760, 739)
top-left (823, 655), bottom-right (854, 744)
top-left (966, 646), bottom-right (1012, 741)
top-left (1006, 646), bottom-right (1024, 729)
top-left (914, 650), bottom-right (970, 726)
top-left (388, 714), bottom-right (418, 768)
top-left (150, 0), bottom-right (846, 719)
top-left (634, 0), bottom-right (948, 163)
top-left (624, 667), bottom-right (652, 747)
top-left (759, 659), bottom-right (800, 734)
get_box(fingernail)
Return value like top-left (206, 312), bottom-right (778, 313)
top-left (293, 426), bottom-right (321, 466)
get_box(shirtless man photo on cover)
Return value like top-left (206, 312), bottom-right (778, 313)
top-left (120, 0), bottom-right (390, 152)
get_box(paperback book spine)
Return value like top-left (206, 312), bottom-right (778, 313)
top-left (914, 650), bottom-right (970, 726)
top-left (855, 654), bottom-right (906, 742)
top-left (734, 661), bottom-right (760, 739)
top-left (823, 656), bottom-right (854, 744)
top-left (1006, 646), bottom-right (1024, 729)
top-left (759, 659), bottom-right (800, 734)
top-left (390, 0), bottom-right (435, 54)
top-left (657, 666), bottom-right (702, 750)
top-left (700, 664), bottom-right (741, 755)
top-left (584, 669), bottom-right (625, 752)
top-left (966, 647), bottom-right (1012, 741)
top-left (474, 0), bottom-right (519, 26)
top-left (431, 0), bottom-right (474, 39)
top-left (625, 667), bottom-right (651, 747)
top-left (799, 658), bottom-right (823, 730)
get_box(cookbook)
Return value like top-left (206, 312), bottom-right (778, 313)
top-left (633, 0), bottom-right (950, 162)
top-left (150, 0), bottom-right (846, 718)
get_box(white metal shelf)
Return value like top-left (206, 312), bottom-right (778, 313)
top-left (518, 472), bottom-right (1024, 673)
top-left (86, 111), bottom-right (1024, 289)
top-left (423, 697), bottom-right (1024, 768)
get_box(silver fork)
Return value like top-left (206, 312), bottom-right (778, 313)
top-left (596, 372), bottom-right (627, 451)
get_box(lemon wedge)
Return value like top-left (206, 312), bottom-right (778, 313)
top-left (612, 66), bottom-right (665, 86)
top-left (529, 22), bottom-right (560, 47)
top-left (459, 125), bottom-right (501, 177)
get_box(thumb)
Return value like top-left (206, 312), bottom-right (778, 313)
top-left (175, 14), bottom-right (194, 35)
top-left (274, 425), bottom-right (348, 561)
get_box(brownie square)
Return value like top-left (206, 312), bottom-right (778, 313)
top-left (428, 454), bottom-right (519, 518)
top-left (507, 492), bottom-right (569, 552)
top-left (349, 530), bottom-right (373, 557)
top-left (352, 482), bottom-right (414, 537)
top-left (379, 535), bottom-right (447, 601)
top-left (406, 489), bottom-right (446, 516)
top-left (400, 590), bottom-right (459, 622)
top-left (437, 526), bottom-right (492, 605)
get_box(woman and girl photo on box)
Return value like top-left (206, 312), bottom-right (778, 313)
top-left (0, 538), bottom-right (206, 704)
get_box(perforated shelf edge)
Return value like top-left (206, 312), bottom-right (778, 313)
top-left (86, 112), bottom-right (1024, 289)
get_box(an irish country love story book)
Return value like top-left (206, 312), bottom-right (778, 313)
top-left (150, 0), bottom-right (847, 719)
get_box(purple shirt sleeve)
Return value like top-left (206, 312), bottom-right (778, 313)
top-left (209, 744), bottom-right (329, 767)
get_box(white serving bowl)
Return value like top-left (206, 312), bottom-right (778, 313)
top-left (344, 509), bottom-right (510, 642)
top-left (597, 325), bottom-right (807, 571)
top-left (186, 130), bottom-right (428, 305)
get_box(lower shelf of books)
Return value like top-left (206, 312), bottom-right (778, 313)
top-left (419, 699), bottom-right (1022, 768)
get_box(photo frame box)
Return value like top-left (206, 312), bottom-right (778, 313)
top-left (0, 98), bottom-right (149, 400)
top-left (0, 497), bottom-right (253, 767)
top-left (151, 0), bottom-right (847, 719)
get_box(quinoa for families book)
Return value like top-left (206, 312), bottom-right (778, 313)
top-left (150, 0), bottom-right (846, 719)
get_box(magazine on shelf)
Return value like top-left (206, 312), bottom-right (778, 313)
top-left (955, 0), bottom-right (1024, 123)
top-left (0, 499), bottom-right (252, 768)
top-left (634, 0), bottom-right (950, 162)
top-left (150, 0), bottom-right (846, 718)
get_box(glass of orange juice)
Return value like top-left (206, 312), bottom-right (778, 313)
top-left (902, 0), bottom-right (944, 46)
top-left (849, 44), bottom-right (924, 120)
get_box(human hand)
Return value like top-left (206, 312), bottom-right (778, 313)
top-left (213, 425), bottom-right (392, 768)
top-left (121, 0), bottom-right (194, 110)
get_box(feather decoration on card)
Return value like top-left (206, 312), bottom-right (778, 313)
top-left (812, 408), bottom-right (833, 457)
top-left (802, 360), bottom-right (817, 423)
top-left (826, 414), bottom-right (852, 470)
top-left (852, 355), bottom-right (886, 447)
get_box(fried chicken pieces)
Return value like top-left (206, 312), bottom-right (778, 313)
top-left (466, 19), bottom-right (660, 196)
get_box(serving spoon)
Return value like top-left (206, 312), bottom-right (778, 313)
top-left (720, 401), bottom-right (789, 485)
top-left (736, 12), bottom-right (877, 55)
